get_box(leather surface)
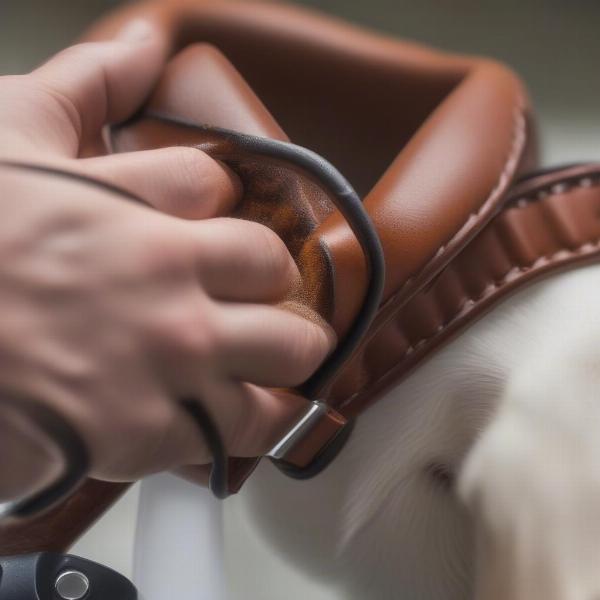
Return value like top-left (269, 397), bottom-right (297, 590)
top-left (86, 0), bottom-right (536, 338)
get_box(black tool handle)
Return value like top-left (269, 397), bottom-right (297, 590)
top-left (0, 552), bottom-right (137, 600)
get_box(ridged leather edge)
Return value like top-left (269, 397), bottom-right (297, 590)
top-left (336, 164), bottom-right (600, 415)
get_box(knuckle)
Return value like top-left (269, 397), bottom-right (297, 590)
top-left (54, 42), bottom-right (98, 61)
top-left (49, 42), bottom-right (111, 79)
top-left (39, 84), bottom-right (82, 141)
top-left (33, 89), bottom-right (83, 142)
top-left (2, 72), bottom-right (82, 147)
top-left (32, 42), bottom-right (112, 139)
top-left (50, 43), bottom-right (87, 66)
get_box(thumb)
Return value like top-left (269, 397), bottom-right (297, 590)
top-left (13, 20), bottom-right (167, 157)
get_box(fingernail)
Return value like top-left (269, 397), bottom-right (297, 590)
top-left (116, 19), bottom-right (155, 44)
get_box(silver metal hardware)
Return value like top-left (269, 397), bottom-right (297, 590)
top-left (55, 570), bottom-right (90, 600)
top-left (267, 401), bottom-right (329, 460)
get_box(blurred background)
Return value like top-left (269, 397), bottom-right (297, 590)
top-left (1, 0), bottom-right (599, 163)
top-left (1, 0), bottom-right (599, 590)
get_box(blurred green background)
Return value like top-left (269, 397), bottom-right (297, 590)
top-left (1, 0), bottom-right (599, 162)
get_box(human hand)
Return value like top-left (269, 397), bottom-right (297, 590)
top-left (0, 22), bottom-right (333, 501)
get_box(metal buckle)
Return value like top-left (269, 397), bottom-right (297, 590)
top-left (267, 401), bottom-right (354, 479)
top-left (267, 401), bottom-right (330, 460)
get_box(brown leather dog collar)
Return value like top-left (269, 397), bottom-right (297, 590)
top-left (3, 0), bottom-right (600, 557)
top-left (95, 1), bottom-right (533, 490)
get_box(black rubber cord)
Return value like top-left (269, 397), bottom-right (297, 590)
top-left (179, 398), bottom-right (229, 500)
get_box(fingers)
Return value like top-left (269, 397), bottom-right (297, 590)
top-left (187, 218), bottom-right (302, 302)
top-left (164, 383), bottom-right (309, 467)
top-left (214, 301), bottom-right (334, 387)
top-left (79, 147), bottom-right (241, 218)
top-left (217, 383), bottom-right (308, 457)
top-left (29, 20), bottom-right (167, 156)
top-left (92, 383), bottom-right (308, 478)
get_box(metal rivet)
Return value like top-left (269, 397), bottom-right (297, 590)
top-left (55, 570), bottom-right (90, 600)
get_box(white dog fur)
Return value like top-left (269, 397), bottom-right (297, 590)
top-left (225, 263), bottom-right (600, 600)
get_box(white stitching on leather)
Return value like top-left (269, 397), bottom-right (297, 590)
top-left (340, 177), bottom-right (600, 408)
